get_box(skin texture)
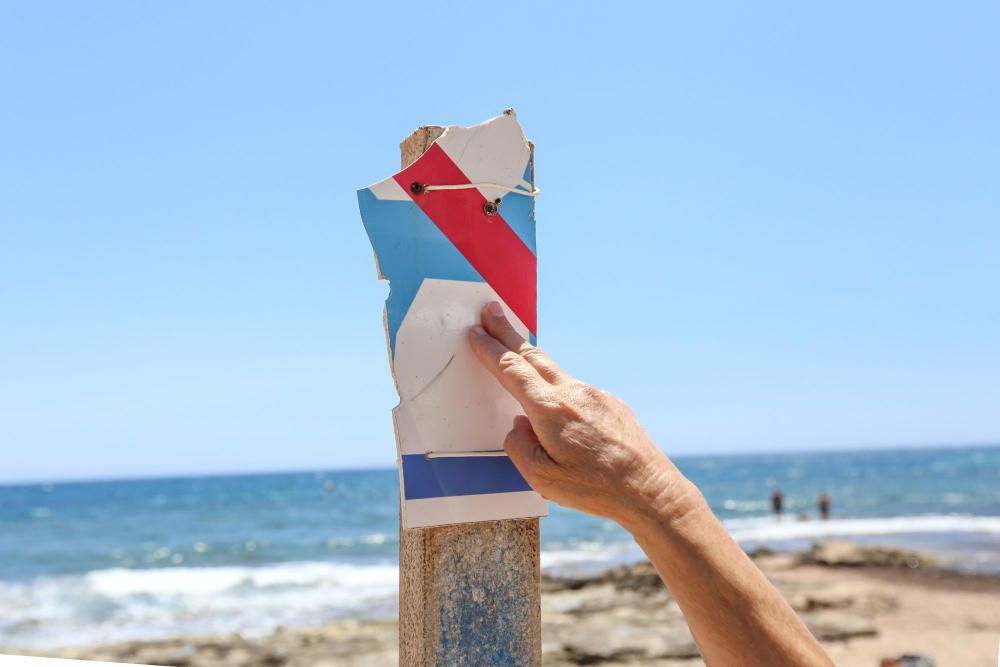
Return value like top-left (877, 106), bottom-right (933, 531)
top-left (469, 301), bottom-right (834, 667)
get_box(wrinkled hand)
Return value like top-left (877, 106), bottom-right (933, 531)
top-left (468, 302), bottom-right (694, 530)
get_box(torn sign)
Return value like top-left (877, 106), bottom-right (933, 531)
top-left (357, 110), bottom-right (548, 528)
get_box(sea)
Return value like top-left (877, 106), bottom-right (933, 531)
top-left (1, 445), bottom-right (998, 650)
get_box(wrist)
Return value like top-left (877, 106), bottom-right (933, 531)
top-left (618, 467), bottom-right (708, 539)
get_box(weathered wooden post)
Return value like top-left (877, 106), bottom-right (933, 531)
top-left (398, 122), bottom-right (541, 667)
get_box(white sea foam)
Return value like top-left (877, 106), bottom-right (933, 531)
top-left (539, 515), bottom-right (1000, 574)
top-left (722, 513), bottom-right (1000, 543)
top-left (540, 541), bottom-right (644, 576)
top-left (1, 514), bottom-right (997, 649)
top-left (0, 561), bottom-right (398, 650)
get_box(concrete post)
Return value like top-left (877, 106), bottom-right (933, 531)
top-left (398, 123), bottom-right (542, 667)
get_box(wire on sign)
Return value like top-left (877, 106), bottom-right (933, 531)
top-left (410, 182), bottom-right (540, 197)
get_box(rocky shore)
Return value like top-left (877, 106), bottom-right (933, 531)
top-left (30, 542), bottom-right (1000, 666)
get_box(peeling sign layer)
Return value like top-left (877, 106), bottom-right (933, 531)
top-left (357, 111), bottom-right (548, 529)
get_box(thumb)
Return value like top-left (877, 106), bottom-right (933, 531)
top-left (504, 416), bottom-right (554, 486)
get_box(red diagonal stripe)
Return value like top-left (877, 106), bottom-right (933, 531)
top-left (394, 143), bottom-right (537, 335)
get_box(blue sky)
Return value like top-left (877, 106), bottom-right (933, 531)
top-left (1, 2), bottom-right (998, 482)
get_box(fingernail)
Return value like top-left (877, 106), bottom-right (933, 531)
top-left (471, 325), bottom-right (487, 336)
top-left (487, 301), bottom-right (504, 318)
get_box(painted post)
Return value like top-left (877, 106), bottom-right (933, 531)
top-left (397, 122), bottom-right (542, 667)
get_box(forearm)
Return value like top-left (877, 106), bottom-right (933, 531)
top-left (624, 478), bottom-right (833, 667)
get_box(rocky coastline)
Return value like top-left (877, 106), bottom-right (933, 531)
top-left (24, 541), bottom-right (1000, 667)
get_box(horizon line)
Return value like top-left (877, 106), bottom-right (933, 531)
top-left (1, 440), bottom-right (997, 489)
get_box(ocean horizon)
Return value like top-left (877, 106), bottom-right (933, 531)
top-left (5, 441), bottom-right (999, 488)
top-left (1, 444), bottom-right (998, 650)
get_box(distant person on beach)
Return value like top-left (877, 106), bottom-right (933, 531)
top-left (771, 487), bottom-right (784, 518)
top-left (469, 302), bottom-right (833, 667)
top-left (818, 491), bottom-right (831, 520)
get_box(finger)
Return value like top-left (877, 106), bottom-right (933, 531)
top-left (481, 301), bottom-right (567, 384)
top-left (504, 416), bottom-right (555, 484)
top-left (468, 325), bottom-right (555, 414)
top-left (480, 301), bottom-right (528, 350)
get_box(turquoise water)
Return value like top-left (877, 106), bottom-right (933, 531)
top-left (1, 445), bottom-right (998, 648)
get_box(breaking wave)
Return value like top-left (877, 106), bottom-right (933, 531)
top-left (723, 513), bottom-right (1000, 543)
top-left (0, 560), bottom-right (397, 650)
top-left (2, 514), bottom-right (997, 649)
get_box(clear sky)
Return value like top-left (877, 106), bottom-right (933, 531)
top-left (2, 2), bottom-right (998, 483)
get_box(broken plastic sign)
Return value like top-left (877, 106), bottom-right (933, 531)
top-left (357, 111), bottom-right (548, 528)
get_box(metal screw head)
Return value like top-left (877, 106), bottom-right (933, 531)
top-left (483, 198), bottom-right (501, 216)
top-left (410, 182), bottom-right (426, 195)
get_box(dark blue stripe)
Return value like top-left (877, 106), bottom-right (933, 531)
top-left (401, 454), bottom-right (532, 500)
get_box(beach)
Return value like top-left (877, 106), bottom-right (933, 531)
top-left (38, 540), bottom-right (1000, 667)
top-left (2, 448), bottom-right (998, 663)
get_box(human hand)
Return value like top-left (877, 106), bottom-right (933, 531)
top-left (468, 302), bottom-right (698, 531)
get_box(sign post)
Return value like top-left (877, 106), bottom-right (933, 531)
top-left (396, 121), bottom-right (541, 666)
